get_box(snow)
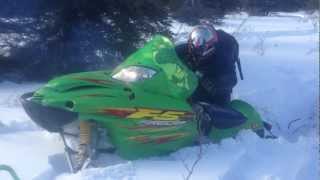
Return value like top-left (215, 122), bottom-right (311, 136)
top-left (55, 131), bottom-right (318, 180)
top-left (0, 12), bottom-right (319, 180)
top-left (0, 82), bottom-right (42, 127)
top-left (0, 131), bottom-right (63, 179)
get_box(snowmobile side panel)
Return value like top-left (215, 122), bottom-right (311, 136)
top-left (99, 118), bottom-right (198, 159)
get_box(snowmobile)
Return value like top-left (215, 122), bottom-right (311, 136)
top-left (21, 35), bottom-right (273, 173)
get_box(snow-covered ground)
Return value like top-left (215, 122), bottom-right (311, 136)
top-left (0, 12), bottom-right (319, 180)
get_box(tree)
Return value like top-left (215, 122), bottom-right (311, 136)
top-left (0, 0), bottom-right (176, 80)
top-left (1, 0), bottom-right (316, 81)
top-left (172, 0), bottom-right (241, 24)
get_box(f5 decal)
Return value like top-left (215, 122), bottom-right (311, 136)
top-left (126, 109), bottom-right (163, 119)
top-left (127, 108), bottom-right (188, 121)
top-left (102, 108), bottom-right (193, 121)
top-left (153, 111), bottom-right (186, 120)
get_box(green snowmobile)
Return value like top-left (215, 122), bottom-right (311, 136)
top-left (21, 35), bottom-right (272, 173)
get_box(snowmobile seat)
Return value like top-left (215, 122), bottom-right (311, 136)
top-left (200, 102), bottom-right (247, 129)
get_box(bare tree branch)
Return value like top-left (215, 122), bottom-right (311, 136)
top-left (178, 135), bottom-right (207, 180)
top-left (183, 144), bottom-right (203, 180)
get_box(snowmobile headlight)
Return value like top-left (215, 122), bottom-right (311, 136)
top-left (112, 66), bottom-right (157, 82)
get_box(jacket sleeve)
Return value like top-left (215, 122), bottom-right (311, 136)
top-left (175, 43), bottom-right (196, 71)
top-left (199, 74), bottom-right (234, 96)
top-left (199, 37), bottom-right (238, 98)
top-left (175, 44), bottom-right (188, 62)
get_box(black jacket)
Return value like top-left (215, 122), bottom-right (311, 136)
top-left (175, 30), bottom-right (239, 105)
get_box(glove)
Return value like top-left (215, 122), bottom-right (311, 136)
top-left (192, 103), bottom-right (213, 136)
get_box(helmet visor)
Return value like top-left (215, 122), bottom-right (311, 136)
top-left (189, 27), bottom-right (216, 57)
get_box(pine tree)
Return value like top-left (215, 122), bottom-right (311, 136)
top-left (1, 0), bottom-right (178, 80)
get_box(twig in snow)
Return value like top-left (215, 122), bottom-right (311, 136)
top-left (290, 123), bottom-right (315, 135)
top-left (306, 47), bottom-right (318, 55)
top-left (232, 15), bottom-right (250, 37)
top-left (288, 116), bottom-right (314, 129)
top-left (253, 35), bottom-right (266, 56)
top-left (287, 118), bottom-right (302, 129)
top-left (259, 106), bottom-right (281, 131)
top-left (180, 143), bottom-right (203, 180)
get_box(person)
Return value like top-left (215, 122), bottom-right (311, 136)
top-left (175, 24), bottom-right (246, 141)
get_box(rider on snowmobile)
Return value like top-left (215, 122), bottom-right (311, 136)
top-left (175, 24), bottom-right (245, 141)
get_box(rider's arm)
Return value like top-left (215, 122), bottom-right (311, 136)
top-left (175, 43), bottom-right (188, 62)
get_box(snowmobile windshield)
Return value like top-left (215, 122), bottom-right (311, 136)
top-left (112, 35), bottom-right (198, 99)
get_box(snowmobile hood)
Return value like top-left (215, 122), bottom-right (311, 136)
top-left (31, 70), bottom-right (133, 114)
top-left (110, 35), bottom-right (198, 99)
top-left (42, 71), bottom-right (121, 93)
top-left (35, 36), bottom-right (197, 101)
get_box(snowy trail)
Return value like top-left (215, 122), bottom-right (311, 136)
top-left (0, 131), bottom-right (64, 179)
top-left (56, 131), bottom-right (318, 180)
top-left (0, 12), bottom-right (319, 180)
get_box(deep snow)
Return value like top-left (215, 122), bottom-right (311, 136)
top-left (0, 12), bottom-right (319, 180)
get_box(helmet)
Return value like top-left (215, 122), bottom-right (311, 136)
top-left (188, 25), bottom-right (218, 66)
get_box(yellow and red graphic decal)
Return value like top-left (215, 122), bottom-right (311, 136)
top-left (127, 133), bottom-right (187, 144)
top-left (100, 107), bottom-right (193, 121)
top-left (75, 77), bottom-right (112, 85)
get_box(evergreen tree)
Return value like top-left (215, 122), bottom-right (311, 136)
top-left (1, 0), bottom-right (317, 81)
top-left (1, 0), bottom-right (176, 80)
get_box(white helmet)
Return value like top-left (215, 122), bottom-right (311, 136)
top-left (188, 24), bottom-right (218, 61)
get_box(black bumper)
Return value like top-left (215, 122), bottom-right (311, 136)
top-left (20, 92), bottom-right (78, 132)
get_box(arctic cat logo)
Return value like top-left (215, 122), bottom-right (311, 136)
top-left (139, 120), bottom-right (187, 126)
top-left (101, 108), bottom-right (193, 121)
